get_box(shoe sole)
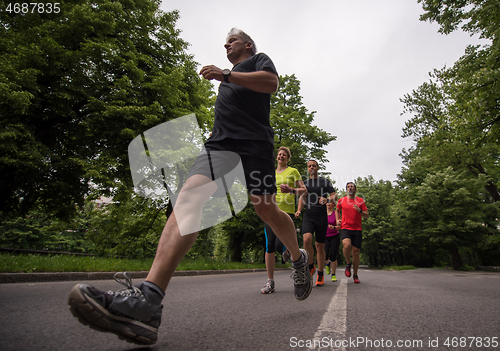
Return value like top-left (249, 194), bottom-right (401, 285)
top-left (68, 284), bottom-right (158, 345)
top-left (295, 249), bottom-right (313, 301)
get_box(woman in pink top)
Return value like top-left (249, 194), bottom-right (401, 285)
top-left (324, 200), bottom-right (341, 281)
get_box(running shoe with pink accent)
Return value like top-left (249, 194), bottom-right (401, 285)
top-left (345, 263), bottom-right (351, 278)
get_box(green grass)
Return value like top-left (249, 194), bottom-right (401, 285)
top-left (176, 258), bottom-right (269, 271)
top-left (0, 253), bottom-right (285, 273)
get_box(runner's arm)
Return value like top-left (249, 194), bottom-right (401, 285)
top-left (199, 65), bottom-right (278, 93)
top-left (295, 194), bottom-right (306, 217)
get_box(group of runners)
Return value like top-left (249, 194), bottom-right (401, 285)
top-left (68, 28), bottom-right (369, 346)
top-left (261, 149), bottom-right (369, 295)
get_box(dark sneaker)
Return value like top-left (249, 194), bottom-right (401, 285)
top-left (345, 263), bottom-right (352, 278)
top-left (291, 249), bottom-right (313, 301)
top-left (261, 280), bottom-right (275, 294)
top-left (68, 272), bottom-right (162, 345)
top-left (353, 275), bottom-right (361, 284)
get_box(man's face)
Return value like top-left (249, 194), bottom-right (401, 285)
top-left (224, 35), bottom-right (248, 61)
top-left (307, 161), bottom-right (318, 176)
top-left (346, 183), bottom-right (357, 195)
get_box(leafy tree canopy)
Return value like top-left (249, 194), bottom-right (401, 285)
top-left (0, 0), bottom-right (214, 219)
top-left (418, 0), bottom-right (500, 40)
top-left (402, 0), bottom-right (500, 202)
top-left (271, 74), bottom-right (336, 177)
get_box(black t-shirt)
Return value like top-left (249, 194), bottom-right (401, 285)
top-left (208, 53), bottom-right (278, 145)
top-left (303, 177), bottom-right (336, 214)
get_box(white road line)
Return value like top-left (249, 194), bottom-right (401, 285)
top-left (309, 279), bottom-right (347, 351)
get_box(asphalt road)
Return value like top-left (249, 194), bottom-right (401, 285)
top-left (0, 268), bottom-right (499, 351)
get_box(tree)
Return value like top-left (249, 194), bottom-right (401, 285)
top-left (86, 187), bottom-right (167, 258)
top-left (0, 199), bottom-right (96, 253)
top-left (418, 0), bottom-right (500, 40)
top-left (410, 0), bottom-right (500, 202)
top-left (394, 1), bottom-right (500, 268)
top-left (401, 64), bottom-right (500, 202)
top-left (271, 74), bottom-right (336, 176)
top-left (0, 0), bottom-right (214, 219)
top-left (398, 166), bottom-right (497, 269)
top-left (354, 176), bottom-right (401, 267)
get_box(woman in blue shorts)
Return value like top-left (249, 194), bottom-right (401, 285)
top-left (261, 146), bottom-right (307, 294)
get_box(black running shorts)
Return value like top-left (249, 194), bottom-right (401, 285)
top-left (341, 229), bottom-right (362, 249)
top-left (187, 138), bottom-right (277, 196)
top-left (301, 211), bottom-right (328, 244)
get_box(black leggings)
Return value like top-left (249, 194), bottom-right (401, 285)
top-left (325, 234), bottom-right (340, 262)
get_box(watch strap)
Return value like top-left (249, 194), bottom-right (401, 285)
top-left (223, 69), bottom-right (231, 83)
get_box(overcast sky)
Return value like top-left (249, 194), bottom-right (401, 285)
top-left (160, 0), bottom-right (487, 186)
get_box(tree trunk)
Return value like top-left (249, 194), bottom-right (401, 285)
top-left (467, 163), bottom-right (500, 202)
top-left (232, 233), bottom-right (243, 262)
top-left (449, 246), bottom-right (463, 270)
top-left (398, 248), bottom-right (405, 266)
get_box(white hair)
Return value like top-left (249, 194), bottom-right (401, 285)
top-left (226, 28), bottom-right (257, 55)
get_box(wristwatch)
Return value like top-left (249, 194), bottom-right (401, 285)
top-left (291, 189), bottom-right (295, 194)
top-left (222, 69), bottom-right (231, 83)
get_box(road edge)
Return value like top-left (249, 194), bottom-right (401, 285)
top-left (0, 268), bottom-right (292, 284)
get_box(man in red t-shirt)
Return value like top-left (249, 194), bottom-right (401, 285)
top-left (336, 182), bottom-right (369, 283)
